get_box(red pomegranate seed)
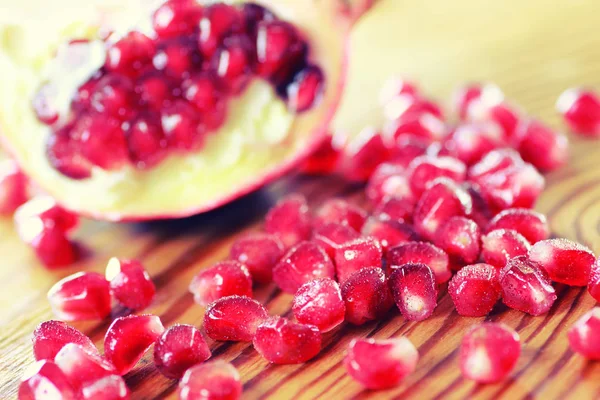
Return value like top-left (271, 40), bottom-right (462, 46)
top-left (407, 155), bottom-right (466, 197)
top-left (153, 38), bottom-right (200, 81)
top-left (80, 375), bottom-right (129, 400)
top-left (33, 320), bottom-right (97, 361)
top-left (272, 241), bottom-right (335, 294)
top-left (568, 308), bottom-right (600, 360)
top-left (184, 73), bottom-right (223, 113)
top-left (126, 117), bottom-right (168, 168)
top-left (499, 256), bottom-right (557, 315)
top-left (452, 82), bottom-right (503, 120)
top-left (380, 76), bottom-right (419, 106)
top-left (253, 317), bottom-right (321, 364)
top-left (341, 268), bottom-right (394, 325)
top-left (24, 224), bottom-right (77, 268)
top-left (444, 122), bottom-right (505, 166)
top-left (449, 263), bottom-right (500, 317)
top-left (199, 3), bottom-right (244, 58)
top-left (255, 20), bottom-right (304, 79)
top-left (313, 198), bottom-right (367, 232)
top-left (460, 323), bottom-right (520, 383)
top-left (32, 83), bottom-right (60, 125)
top-left (365, 163), bottom-right (413, 206)
top-left (588, 258), bottom-right (600, 302)
top-left (204, 295), bottom-right (268, 342)
top-left (105, 258), bottom-right (156, 310)
top-left (152, 0), bottom-right (204, 38)
top-left (528, 238), bottom-right (596, 286)
top-left (481, 229), bottom-right (531, 269)
top-left (434, 216), bottom-right (481, 265)
top-left (389, 263), bottom-right (437, 321)
top-left (241, 3), bottom-right (273, 31)
top-left (389, 134), bottom-right (430, 168)
top-left (154, 324), bottom-right (211, 379)
top-left (513, 119), bottom-right (569, 172)
top-left (463, 181), bottom-right (493, 228)
top-left (334, 237), bottom-right (382, 283)
top-left (229, 233), bottom-right (284, 284)
top-left (265, 194), bottom-right (312, 249)
top-left (47, 272), bottom-right (111, 321)
top-left (383, 92), bottom-right (444, 121)
top-left (19, 360), bottom-right (76, 400)
top-left (312, 223), bottom-right (359, 259)
top-left (384, 112), bottom-right (446, 143)
top-left (54, 343), bottom-right (117, 391)
top-left (189, 260), bottom-right (252, 306)
top-left (556, 88), bottom-right (600, 137)
top-left (15, 196), bottom-right (78, 233)
top-left (300, 133), bottom-right (344, 175)
top-left (0, 160), bottom-right (28, 215)
top-left (361, 217), bottom-right (417, 253)
top-left (387, 241), bottom-right (451, 284)
top-left (179, 361), bottom-right (242, 400)
top-left (344, 337), bottom-right (418, 390)
top-left (285, 65), bottom-right (324, 112)
top-left (486, 208), bottom-right (549, 244)
top-left (71, 116), bottom-right (129, 170)
top-left (212, 36), bottom-right (253, 92)
top-left (88, 75), bottom-right (132, 119)
top-left (105, 31), bottom-right (155, 77)
top-left (161, 99), bottom-right (204, 150)
top-left (413, 178), bottom-right (473, 241)
top-left (373, 197), bottom-right (414, 223)
top-left (135, 74), bottom-right (171, 110)
top-left (292, 278), bottom-right (345, 332)
top-left (104, 314), bottom-right (165, 375)
top-left (340, 127), bottom-right (391, 183)
top-left (469, 148), bottom-right (522, 179)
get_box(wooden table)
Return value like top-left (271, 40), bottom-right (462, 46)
top-left (2, 0), bottom-right (600, 398)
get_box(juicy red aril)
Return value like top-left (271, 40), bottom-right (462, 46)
top-left (0, 160), bottom-right (28, 215)
top-left (135, 74), bottom-right (171, 110)
top-left (153, 39), bottom-right (200, 80)
top-left (361, 217), bottom-right (417, 253)
top-left (588, 258), bottom-right (600, 302)
top-left (556, 88), bottom-right (600, 137)
top-left (179, 361), bottom-right (242, 400)
top-left (469, 148), bottom-right (522, 178)
top-left (449, 263), bottom-right (500, 317)
top-left (104, 314), bottom-right (165, 375)
top-left (434, 216), bottom-right (481, 265)
top-left (15, 196), bottom-right (79, 233)
top-left (89, 76), bottom-right (133, 120)
top-left (385, 112), bottom-right (447, 146)
top-left (47, 272), bottom-right (111, 321)
top-left (389, 134), bottom-right (430, 168)
top-left (253, 317), bottom-right (321, 364)
top-left (152, 0), bottom-right (204, 39)
top-left (292, 278), bottom-right (345, 332)
top-left (32, 84), bottom-right (60, 125)
top-left (285, 65), bottom-right (324, 112)
top-left (204, 295), bottom-right (268, 342)
top-left (481, 229), bottom-right (531, 269)
top-left (183, 73), bottom-right (223, 113)
top-left (105, 257), bottom-right (156, 310)
top-left (255, 20), bottom-right (304, 80)
top-left (213, 36), bottom-right (254, 92)
top-left (568, 308), bottom-right (600, 360)
top-left (272, 241), bottom-right (335, 294)
top-left (161, 100), bottom-right (204, 150)
top-left (33, 320), bottom-right (97, 361)
top-left (452, 82), bottom-right (503, 121)
top-left (460, 323), bottom-right (520, 383)
top-left (312, 223), bottom-right (359, 259)
top-left (299, 134), bottom-right (343, 175)
top-left (154, 324), bottom-right (211, 379)
top-left (189, 260), bottom-right (252, 306)
top-left (374, 197), bottom-right (414, 223)
top-left (444, 122), bottom-right (505, 166)
top-left (19, 360), bottom-right (76, 400)
top-left (387, 241), bottom-right (451, 284)
top-left (334, 237), bottom-right (382, 283)
top-left (28, 225), bottom-right (77, 268)
top-left (340, 127), bottom-right (391, 183)
top-left (528, 238), bottom-right (596, 286)
top-left (486, 208), bottom-right (549, 244)
top-left (365, 163), bottom-right (413, 206)
top-left (499, 256), bottom-right (557, 315)
top-left (389, 263), bottom-right (437, 321)
top-left (229, 232), bottom-right (284, 284)
top-left (341, 267), bottom-right (394, 325)
top-left (513, 119), bottom-right (569, 172)
top-left (344, 337), bottom-right (418, 390)
top-left (54, 343), bottom-right (117, 391)
top-left (380, 77), bottom-right (419, 105)
top-left (80, 375), bottom-right (129, 400)
top-left (313, 198), bottom-right (367, 232)
top-left (265, 194), bottom-right (312, 249)
top-left (105, 31), bottom-right (155, 77)
top-left (199, 3), bottom-right (244, 58)
top-left (386, 95), bottom-right (444, 122)
top-left (126, 117), bottom-right (168, 168)
top-left (407, 155), bottom-right (466, 198)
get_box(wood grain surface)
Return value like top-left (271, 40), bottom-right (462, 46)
top-left (2, 0), bottom-right (600, 398)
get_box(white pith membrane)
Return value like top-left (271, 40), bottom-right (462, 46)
top-left (0, 0), bottom-right (347, 220)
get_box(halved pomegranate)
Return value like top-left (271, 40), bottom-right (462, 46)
top-left (0, 0), bottom-right (358, 220)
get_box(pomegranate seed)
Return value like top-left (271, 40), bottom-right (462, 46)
top-left (389, 263), bottom-right (437, 321)
top-left (361, 217), bottom-right (417, 253)
top-left (389, 134), bottom-right (430, 168)
top-left (253, 317), bottom-right (321, 364)
top-left (407, 155), bottom-right (466, 197)
top-left (341, 268), bottom-right (394, 325)
top-left (80, 375), bottom-right (129, 400)
top-left (153, 39), bottom-right (200, 80)
top-left (152, 0), bottom-right (204, 38)
top-left (33, 320), bottom-right (97, 361)
top-left (486, 208), bottom-right (549, 244)
top-left (588, 258), bottom-right (600, 302)
top-left (189, 260), bottom-right (252, 306)
top-left (365, 163), bottom-right (413, 206)
top-left (373, 197), bottom-right (414, 223)
top-left (384, 112), bottom-right (447, 143)
top-left (292, 278), bottom-right (345, 332)
top-left (135, 74), bottom-right (171, 110)
top-left (344, 337), bottom-right (418, 390)
top-left (71, 116), bottom-right (129, 170)
top-left (229, 233), bottom-right (284, 284)
top-left (340, 127), bottom-right (391, 183)
top-left (452, 82), bottom-right (503, 120)
top-left (313, 198), bottom-right (367, 232)
top-left (434, 216), bottom-right (481, 265)
top-left (285, 65), bottom-right (324, 112)
top-left (481, 229), bottom-right (531, 269)
top-left (199, 3), bottom-right (244, 58)
top-left (105, 31), bottom-right (155, 76)
top-left (380, 76), bottom-right (419, 106)
top-left (300, 134), bottom-right (343, 175)
top-left (556, 88), bottom-right (600, 137)
top-left (32, 83), bottom-right (60, 125)
top-left (528, 238), bottom-right (596, 286)
top-left (449, 263), bottom-right (500, 317)
top-left (204, 295), bottom-right (268, 342)
top-left (27, 225), bottom-right (77, 268)
top-left (54, 343), bottom-right (117, 391)
top-left (460, 323), bottom-right (520, 383)
top-left (213, 36), bottom-right (253, 92)
top-left (387, 241), bottom-right (451, 284)
top-left (513, 119), bottom-right (569, 172)
top-left (499, 256), bottom-right (557, 315)
top-left (384, 93), bottom-right (444, 121)
top-left (272, 241), bottom-right (335, 294)
top-left (154, 324), bottom-right (211, 379)
top-left (19, 360), bottom-right (76, 400)
top-left (89, 75), bottom-right (133, 119)
top-left (183, 73), bottom-right (223, 113)
top-left (568, 308), bottom-right (600, 359)
top-left (264, 194), bottom-right (312, 249)
top-left (469, 148), bottom-right (522, 179)
top-left (105, 258), bottom-right (156, 310)
top-left (126, 117), bottom-right (168, 168)
top-left (104, 314), bottom-right (165, 375)
top-left (47, 272), bottom-right (111, 321)
top-left (463, 181), bottom-right (493, 228)
top-left (161, 99), bottom-right (204, 150)
top-left (179, 361), bottom-right (242, 400)
top-left (15, 196), bottom-right (78, 233)
top-left (334, 237), bottom-right (382, 283)
top-left (0, 160), bottom-right (28, 215)
top-left (444, 122), bottom-right (505, 166)
top-left (241, 3), bottom-right (274, 32)
top-left (312, 223), bottom-right (359, 259)
top-left (255, 20), bottom-right (304, 79)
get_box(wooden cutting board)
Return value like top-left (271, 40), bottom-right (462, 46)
top-left (2, 0), bottom-right (600, 398)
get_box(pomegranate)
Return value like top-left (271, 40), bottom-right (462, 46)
top-left (54, 343), bottom-right (118, 392)
top-left (264, 194), bottom-right (312, 249)
top-left (204, 295), bottom-right (268, 341)
top-left (387, 241), bottom-right (451, 284)
top-left (556, 88), bottom-right (600, 137)
top-left (18, 360), bottom-right (77, 400)
top-left (313, 198), bottom-right (367, 232)
top-left (568, 308), bottom-right (600, 360)
top-left (80, 375), bottom-right (130, 400)
top-left (448, 263), bottom-right (501, 317)
top-left (512, 119), bottom-right (569, 172)
top-left (47, 272), bottom-right (112, 321)
top-left (588, 258), bottom-right (600, 302)
top-left (528, 238), bottom-right (596, 286)
top-left (188, 260), bottom-right (253, 306)
top-left (229, 232), bottom-right (284, 284)
top-left (292, 278), bottom-right (345, 332)
top-left (434, 216), bottom-right (481, 266)
top-left (486, 208), bottom-right (549, 244)
top-left (481, 229), bottom-right (531, 269)
top-left (105, 258), bottom-right (156, 311)
top-left (333, 237), bottom-right (383, 283)
top-left (253, 316), bottom-right (322, 364)
top-left (32, 320), bottom-right (97, 361)
top-left (312, 222), bottom-right (360, 259)
top-left (341, 267), bottom-right (394, 325)
top-left (388, 263), bottom-right (438, 321)
top-left (154, 324), bottom-right (211, 379)
top-left (179, 361), bottom-right (242, 400)
top-left (0, 159), bottom-right (28, 215)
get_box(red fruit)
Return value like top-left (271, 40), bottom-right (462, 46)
top-left (105, 258), bottom-right (156, 310)
top-left (449, 263), bottom-right (501, 317)
top-left (460, 323), bottom-right (520, 383)
top-left (28, 226), bottom-right (77, 268)
top-left (292, 278), bottom-right (345, 332)
top-left (199, 3), bottom-right (244, 58)
top-left (153, 39), bottom-right (199, 81)
top-left (183, 73), bottom-right (223, 113)
top-left (434, 216), bottom-right (481, 265)
top-left (18, 360), bottom-right (76, 400)
top-left (486, 208), bottom-right (549, 244)
top-left (373, 197), bottom-right (414, 223)
top-left (379, 76), bottom-right (419, 106)
top-left (389, 263), bottom-right (437, 321)
top-left (152, 0), bottom-right (204, 38)
top-left (389, 134), bottom-right (430, 168)
top-left (365, 163), bottom-right (413, 206)
top-left (104, 314), bottom-right (165, 375)
top-left (313, 198), bottom-right (367, 232)
top-left (463, 181), bottom-right (493, 228)
top-left (80, 375), bottom-right (129, 400)
top-left (126, 117), bottom-right (168, 168)
top-left (588, 259), bottom-right (600, 302)
top-left (285, 65), bottom-right (325, 113)
top-left (160, 100), bottom-right (204, 150)
top-left (15, 196), bottom-right (79, 233)
top-left (469, 148), bottom-right (523, 178)
top-left (340, 127), bottom-right (391, 183)
top-left (499, 256), bottom-right (557, 315)
top-left (54, 343), bottom-right (117, 391)
top-left (556, 88), bottom-right (600, 137)
top-left (265, 194), bottom-right (312, 249)
top-left (299, 133), bottom-right (344, 175)
top-left (513, 119), bottom-right (569, 172)
top-left (444, 122), bottom-right (505, 166)
top-left (154, 324), bottom-right (211, 379)
top-left (135, 74), bottom-right (171, 110)
top-left (253, 317), bottom-right (322, 364)
top-left (0, 160), bottom-right (28, 215)
top-left (204, 295), bottom-right (268, 342)
top-left (229, 233), bottom-right (284, 284)
top-left (334, 237), bottom-right (382, 283)
top-left (255, 20), bottom-right (304, 79)
top-left (312, 223), bottom-right (360, 259)
top-left (47, 272), bottom-right (111, 321)
top-left (361, 216), bottom-right (417, 253)
top-left (179, 361), bottom-right (242, 400)
top-left (387, 241), bottom-right (450, 284)
top-left (189, 260), bottom-right (253, 306)
top-left (272, 241), bottom-right (335, 294)
top-left (481, 229), bottom-right (531, 269)
top-left (105, 31), bottom-right (155, 76)
top-left (407, 155), bottom-right (466, 198)
top-left (568, 308), bottom-right (600, 360)
top-left (384, 112), bottom-right (446, 143)
top-left (341, 267), bottom-right (394, 325)
top-left (452, 82), bottom-right (503, 121)
top-left (528, 238), bottom-right (596, 286)
top-left (344, 337), bottom-right (418, 390)
top-left (33, 320), bottom-right (97, 361)
top-left (212, 36), bottom-right (254, 92)
top-left (89, 76), bottom-right (133, 119)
